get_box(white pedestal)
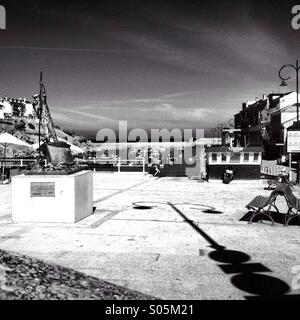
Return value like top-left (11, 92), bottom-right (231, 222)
top-left (11, 170), bottom-right (93, 223)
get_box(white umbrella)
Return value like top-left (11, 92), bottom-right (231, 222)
top-left (0, 132), bottom-right (31, 179)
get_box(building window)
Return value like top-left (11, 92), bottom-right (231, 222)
top-left (212, 153), bottom-right (218, 162)
top-left (230, 153), bottom-right (241, 163)
top-left (221, 153), bottom-right (227, 162)
top-left (253, 153), bottom-right (259, 162)
top-left (244, 153), bottom-right (249, 162)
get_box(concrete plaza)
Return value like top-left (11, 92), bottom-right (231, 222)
top-left (0, 172), bottom-right (300, 300)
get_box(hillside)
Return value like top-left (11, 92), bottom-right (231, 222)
top-left (0, 117), bottom-right (92, 151)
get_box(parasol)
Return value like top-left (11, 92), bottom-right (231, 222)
top-left (0, 132), bottom-right (31, 179)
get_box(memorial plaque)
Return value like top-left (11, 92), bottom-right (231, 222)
top-left (30, 182), bottom-right (55, 197)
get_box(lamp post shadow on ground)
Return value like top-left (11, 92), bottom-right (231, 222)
top-left (279, 60), bottom-right (300, 184)
top-left (167, 202), bottom-right (299, 299)
top-left (133, 201), bottom-right (299, 299)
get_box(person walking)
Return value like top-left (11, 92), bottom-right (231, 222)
top-left (153, 164), bottom-right (160, 178)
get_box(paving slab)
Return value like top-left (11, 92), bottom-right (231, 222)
top-left (0, 173), bottom-right (300, 299)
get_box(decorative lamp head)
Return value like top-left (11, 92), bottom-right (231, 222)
top-left (280, 80), bottom-right (288, 87)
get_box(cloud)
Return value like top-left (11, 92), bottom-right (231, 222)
top-left (52, 107), bottom-right (119, 130)
top-left (53, 99), bottom-right (223, 130)
top-left (4, 1), bottom-right (293, 132)
top-left (52, 107), bottom-right (118, 123)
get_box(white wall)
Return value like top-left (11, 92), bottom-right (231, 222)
top-left (279, 92), bottom-right (300, 110)
top-left (1, 100), bottom-right (13, 115)
top-left (24, 102), bottom-right (35, 117)
top-left (208, 152), bottom-right (262, 165)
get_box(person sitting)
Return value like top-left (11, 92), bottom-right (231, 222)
top-left (223, 166), bottom-right (234, 184)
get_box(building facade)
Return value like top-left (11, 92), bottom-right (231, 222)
top-left (206, 146), bottom-right (263, 180)
top-left (0, 97), bottom-right (36, 119)
top-left (234, 92), bottom-right (300, 160)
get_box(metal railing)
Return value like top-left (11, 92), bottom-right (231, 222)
top-left (76, 158), bottom-right (147, 173)
top-left (261, 163), bottom-right (293, 180)
top-left (0, 158), bottom-right (36, 168)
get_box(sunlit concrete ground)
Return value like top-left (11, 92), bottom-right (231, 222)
top-left (0, 172), bottom-right (300, 300)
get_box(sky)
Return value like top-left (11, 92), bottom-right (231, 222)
top-left (0, 0), bottom-right (300, 138)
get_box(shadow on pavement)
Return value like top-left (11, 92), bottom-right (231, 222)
top-left (240, 210), bottom-right (300, 226)
top-left (133, 205), bottom-right (155, 210)
top-left (168, 202), bottom-right (300, 300)
top-left (202, 209), bottom-right (223, 215)
top-left (132, 201), bottom-right (224, 215)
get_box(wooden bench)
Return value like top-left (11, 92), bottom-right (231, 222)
top-left (273, 184), bottom-right (300, 226)
top-left (246, 194), bottom-right (279, 226)
top-left (247, 183), bottom-right (300, 226)
top-left (267, 174), bottom-right (290, 190)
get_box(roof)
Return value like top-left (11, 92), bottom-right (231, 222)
top-left (243, 146), bottom-right (264, 152)
top-left (206, 146), bottom-right (263, 153)
top-left (206, 146), bottom-right (231, 153)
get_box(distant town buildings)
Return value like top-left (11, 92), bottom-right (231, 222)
top-left (234, 91), bottom-right (300, 159)
top-left (0, 96), bottom-right (36, 120)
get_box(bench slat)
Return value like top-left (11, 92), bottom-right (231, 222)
top-left (246, 196), bottom-right (270, 209)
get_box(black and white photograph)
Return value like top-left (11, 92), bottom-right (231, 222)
top-left (0, 0), bottom-right (300, 308)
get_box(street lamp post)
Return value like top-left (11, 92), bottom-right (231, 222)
top-left (279, 60), bottom-right (300, 183)
top-left (279, 60), bottom-right (300, 124)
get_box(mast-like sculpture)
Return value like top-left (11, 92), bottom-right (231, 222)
top-left (34, 72), bottom-right (58, 144)
top-left (32, 72), bottom-right (74, 170)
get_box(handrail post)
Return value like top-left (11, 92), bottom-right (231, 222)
top-left (118, 157), bottom-right (121, 173)
top-left (289, 153), bottom-right (292, 181)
